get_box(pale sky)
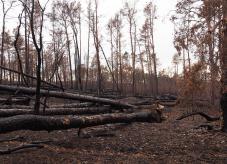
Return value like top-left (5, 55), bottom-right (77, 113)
top-left (0, 0), bottom-right (178, 73)
top-left (98, 0), bottom-right (178, 72)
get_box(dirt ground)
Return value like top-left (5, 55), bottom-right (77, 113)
top-left (0, 107), bottom-right (226, 164)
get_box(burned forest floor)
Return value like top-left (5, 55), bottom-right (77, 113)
top-left (0, 102), bottom-right (226, 164)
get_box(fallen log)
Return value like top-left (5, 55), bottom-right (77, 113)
top-left (176, 112), bottom-right (221, 122)
top-left (0, 136), bottom-right (24, 143)
top-left (0, 65), bottom-right (62, 90)
top-left (0, 85), bottom-right (135, 109)
top-left (0, 104), bottom-right (107, 110)
top-left (50, 102), bottom-right (94, 108)
top-left (0, 103), bottom-right (94, 109)
top-left (159, 100), bottom-right (179, 107)
top-left (0, 111), bottom-right (161, 133)
top-left (0, 105), bottom-right (32, 109)
top-left (0, 97), bottom-right (30, 106)
top-left (0, 144), bottom-right (43, 155)
top-left (0, 107), bottom-right (112, 117)
top-left (23, 95), bottom-right (49, 108)
top-left (131, 100), bottom-right (178, 107)
top-left (131, 100), bottom-right (153, 106)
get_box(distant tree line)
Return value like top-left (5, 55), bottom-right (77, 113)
top-left (0, 0), bottom-right (176, 98)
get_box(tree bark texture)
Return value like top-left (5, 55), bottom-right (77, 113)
top-left (0, 97), bottom-right (30, 105)
top-left (0, 107), bottom-right (112, 117)
top-left (0, 65), bottom-right (62, 89)
top-left (221, 0), bottom-right (227, 131)
top-left (0, 111), bottom-right (161, 133)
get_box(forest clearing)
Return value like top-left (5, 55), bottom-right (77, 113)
top-left (0, 0), bottom-right (226, 163)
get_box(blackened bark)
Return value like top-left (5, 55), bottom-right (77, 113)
top-left (0, 107), bottom-right (112, 117)
top-left (0, 85), bottom-right (136, 109)
top-left (0, 65), bottom-right (62, 89)
top-left (0, 111), bottom-right (161, 133)
top-left (221, 0), bottom-right (227, 132)
top-left (176, 112), bottom-right (220, 122)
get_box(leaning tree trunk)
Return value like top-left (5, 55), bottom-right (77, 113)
top-left (0, 111), bottom-right (161, 133)
top-left (0, 65), bottom-right (61, 89)
top-left (221, 0), bottom-right (227, 132)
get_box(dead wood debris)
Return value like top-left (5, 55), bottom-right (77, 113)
top-left (176, 112), bottom-right (221, 122)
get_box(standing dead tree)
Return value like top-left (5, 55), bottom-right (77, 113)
top-left (64, 1), bottom-right (82, 91)
top-left (14, 10), bottom-right (28, 86)
top-left (121, 2), bottom-right (137, 95)
top-left (107, 13), bottom-right (123, 93)
top-left (144, 2), bottom-right (158, 97)
top-left (91, 0), bottom-right (102, 95)
top-left (23, 0), bottom-right (30, 85)
top-left (221, 0), bottom-right (227, 132)
top-left (107, 18), bottom-right (116, 91)
top-left (54, 1), bottom-right (74, 89)
top-left (85, 0), bottom-right (91, 91)
top-left (0, 0), bottom-right (15, 83)
top-left (22, 0), bottom-right (49, 114)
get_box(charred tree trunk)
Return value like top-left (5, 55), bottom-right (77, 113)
top-left (93, 0), bottom-right (102, 95)
top-left (0, 1), bottom-right (14, 83)
top-left (0, 103), bottom-right (93, 109)
top-left (0, 85), bottom-right (135, 108)
top-left (24, 0), bottom-right (30, 85)
top-left (14, 11), bottom-right (28, 87)
top-left (85, 1), bottom-right (91, 91)
top-left (0, 97), bottom-right (30, 106)
top-left (63, 20), bottom-right (73, 89)
top-left (51, 102), bottom-right (94, 108)
top-left (0, 111), bottom-right (161, 133)
top-left (0, 65), bottom-right (62, 89)
top-left (0, 13), bottom-right (5, 83)
top-left (29, 0), bottom-right (43, 114)
top-left (221, 0), bottom-right (227, 132)
top-left (130, 22), bottom-right (136, 95)
top-left (176, 112), bottom-right (220, 122)
top-left (0, 107), bottom-right (113, 117)
top-left (0, 105), bottom-right (32, 109)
